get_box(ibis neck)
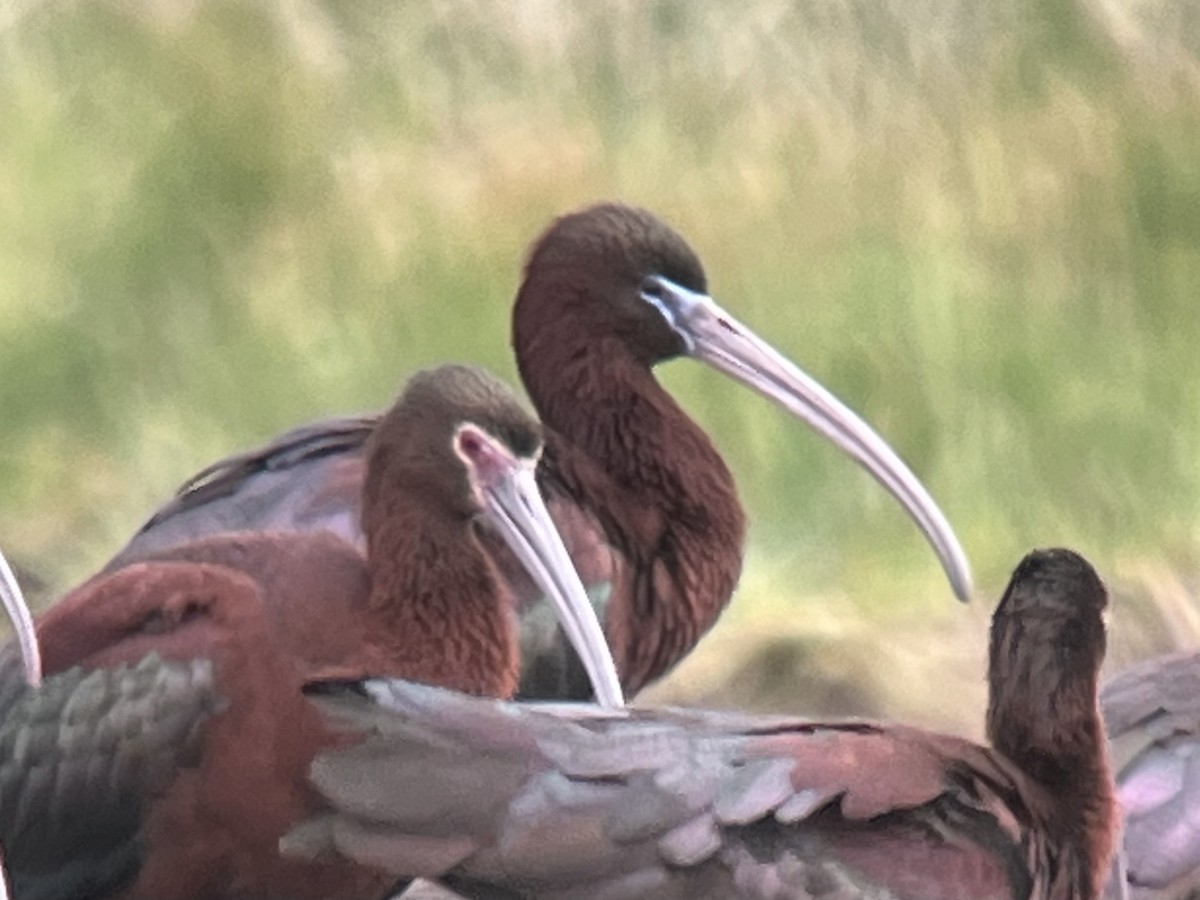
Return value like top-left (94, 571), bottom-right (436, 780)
top-left (986, 616), bottom-right (1115, 898)
top-left (362, 493), bottom-right (519, 698)
top-left (519, 333), bottom-right (746, 691)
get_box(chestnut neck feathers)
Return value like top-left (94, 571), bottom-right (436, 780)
top-left (512, 204), bottom-right (746, 686)
top-left (359, 365), bottom-right (541, 697)
top-left (986, 548), bottom-right (1115, 899)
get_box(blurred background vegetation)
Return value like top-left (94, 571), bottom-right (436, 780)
top-left (1, 0), bottom-right (1198, 735)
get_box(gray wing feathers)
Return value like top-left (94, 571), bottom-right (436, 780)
top-left (293, 682), bottom-right (768, 893)
top-left (0, 653), bottom-right (222, 898)
top-left (105, 416), bottom-right (376, 570)
top-left (1103, 653), bottom-right (1200, 896)
top-left (295, 681), bottom-right (1021, 900)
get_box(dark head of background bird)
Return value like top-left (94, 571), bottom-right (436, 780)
top-left (987, 548), bottom-right (1109, 760)
top-left (987, 547), bottom-right (1108, 751)
top-left (987, 547), bottom-right (1115, 899)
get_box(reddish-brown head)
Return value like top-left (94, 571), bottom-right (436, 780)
top-left (511, 202), bottom-right (974, 606)
top-left (513, 203), bottom-right (707, 369)
top-left (361, 364), bottom-right (623, 707)
top-left (363, 364), bottom-right (543, 525)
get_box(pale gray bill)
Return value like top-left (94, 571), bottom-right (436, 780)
top-left (644, 276), bottom-right (972, 602)
top-left (483, 460), bottom-right (625, 708)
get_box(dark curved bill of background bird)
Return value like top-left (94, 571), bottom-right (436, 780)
top-left (1, 0), bottom-right (1198, 734)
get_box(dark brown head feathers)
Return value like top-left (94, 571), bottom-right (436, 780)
top-left (515, 203), bottom-right (708, 367)
top-left (366, 364), bottom-right (540, 518)
top-left (524, 203), bottom-right (707, 296)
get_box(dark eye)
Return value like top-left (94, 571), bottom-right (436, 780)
top-left (640, 278), bottom-right (665, 300)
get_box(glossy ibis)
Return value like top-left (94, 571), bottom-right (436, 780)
top-left (1102, 649), bottom-right (1200, 899)
top-left (285, 548), bottom-right (1115, 900)
top-left (105, 202), bottom-right (972, 699)
top-left (0, 364), bottom-right (621, 900)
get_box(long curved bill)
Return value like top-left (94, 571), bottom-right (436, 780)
top-left (0, 546), bottom-right (42, 686)
top-left (643, 276), bottom-right (973, 602)
top-left (471, 441), bottom-right (625, 708)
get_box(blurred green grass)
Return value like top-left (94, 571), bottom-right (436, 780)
top-left (2, 0), bottom-right (1199, 731)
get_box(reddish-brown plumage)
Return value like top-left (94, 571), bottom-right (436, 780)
top-left (512, 206), bottom-right (744, 690)
top-left (107, 202), bottom-right (972, 701)
top-left (3, 365), bottom-right (614, 900)
top-left (64, 367), bottom-right (530, 698)
top-left (35, 561), bottom-right (387, 900)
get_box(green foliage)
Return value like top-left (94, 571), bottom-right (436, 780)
top-left (1, 0), bottom-right (1198, 720)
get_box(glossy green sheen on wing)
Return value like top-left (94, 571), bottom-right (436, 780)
top-left (0, 652), bottom-right (222, 899)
